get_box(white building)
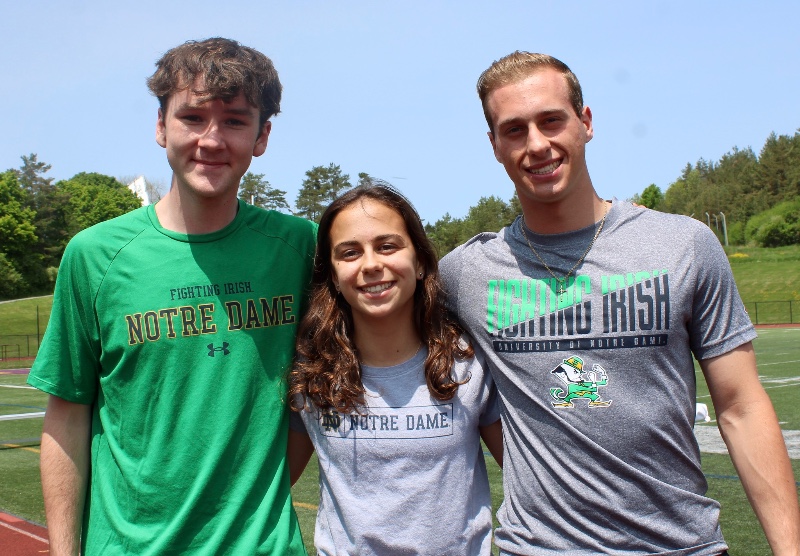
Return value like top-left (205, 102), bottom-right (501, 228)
top-left (127, 175), bottom-right (151, 206)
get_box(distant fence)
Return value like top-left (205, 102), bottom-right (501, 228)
top-left (743, 300), bottom-right (797, 325)
top-left (0, 335), bottom-right (41, 360)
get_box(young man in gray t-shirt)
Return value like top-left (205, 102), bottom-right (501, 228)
top-left (440, 51), bottom-right (800, 555)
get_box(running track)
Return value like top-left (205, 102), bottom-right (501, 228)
top-left (0, 511), bottom-right (48, 555)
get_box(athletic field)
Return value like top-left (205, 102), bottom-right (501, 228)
top-left (2, 327), bottom-right (799, 554)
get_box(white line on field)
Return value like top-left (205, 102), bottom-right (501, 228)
top-left (0, 520), bottom-right (49, 544)
top-left (0, 412), bottom-right (45, 421)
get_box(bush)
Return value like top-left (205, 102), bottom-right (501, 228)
top-left (744, 198), bottom-right (800, 247)
top-left (46, 266), bottom-right (59, 285)
top-left (727, 221), bottom-right (746, 245)
top-left (0, 254), bottom-right (25, 299)
top-left (754, 219), bottom-right (797, 247)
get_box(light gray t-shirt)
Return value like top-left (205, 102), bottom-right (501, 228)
top-left (440, 200), bottom-right (756, 555)
top-left (291, 346), bottom-right (501, 556)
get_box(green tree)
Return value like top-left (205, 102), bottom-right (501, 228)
top-left (744, 198), bottom-right (800, 247)
top-left (755, 131), bottom-right (800, 205)
top-left (710, 147), bottom-right (760, 222)
top-left (0, 253), bottom-right (25, 299)
top-left (425, 191), bottom-right (521, 258)
top-left (295, 163), bottom-right (352, 222)
top-left (425, 214), bottom-right (467, 258)
top-left (662, 163), bottom-right (702, 215)
top-left (0, 170), bottom-right (41, 296)
top-left (15, 154), bottom-right (70, 270)
top-left (463, 195), bottom-right (516, 237)
top-left (16, 153), bottom-right (54, 199)
top-left (631, 184), bottom-right (664, 210)
top-left (238, 172), bottom-right (290, 212)
top-left (57, 172), bottom-right (143, 238)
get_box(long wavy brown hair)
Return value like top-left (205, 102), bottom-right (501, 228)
top-left (290, 182), bottom-right (473, 413)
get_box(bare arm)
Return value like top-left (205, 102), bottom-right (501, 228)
top-left (701, 342), bottom-right (800, 555)
top-left (40, 395), bottom-right (91, 556)
top-left (287, 429), bottom-right (314, 486)
top-left (480, 419), bottom-right (503, 468)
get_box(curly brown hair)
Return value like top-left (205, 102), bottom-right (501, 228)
top-left (290, 182), bottom-right (473, 413)
top-left (147, 37), bottom-right (281, 129)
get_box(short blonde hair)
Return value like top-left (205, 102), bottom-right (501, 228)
top-left (477, 52), bottom-right (583, 132)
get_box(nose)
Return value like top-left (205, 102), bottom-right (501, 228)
top-left (525, 125), bottom-right (550, 156)
top-left (198, 121), bottom-right (225, 149)
top-left (361, 249), bottom-right (383, 273)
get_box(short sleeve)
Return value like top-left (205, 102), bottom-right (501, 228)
top-left (27, 233), bottom-right (102, 403)
top-left (688, 225), bottom-right (756, 360)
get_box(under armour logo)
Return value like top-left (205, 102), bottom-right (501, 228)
top-left (207, 342), bottom-right (230, 357)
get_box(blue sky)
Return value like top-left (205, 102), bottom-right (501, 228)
top-left (1, 1), bottom-right (797, 225)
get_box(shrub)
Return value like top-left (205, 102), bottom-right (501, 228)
top-left (727, 221), bottom-right (746, 245)
top-left (0, 254), bottom-right (25, 299)
top-left (744, 198), bottom-right (800, 247)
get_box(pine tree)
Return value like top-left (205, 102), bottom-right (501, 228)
top-left (295, 163), bottom-right (351, 222)
top-left (238, 172), bottom-right (290, 212)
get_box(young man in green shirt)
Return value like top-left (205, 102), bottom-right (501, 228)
top-left (30, 38), bottom-right (315, 555)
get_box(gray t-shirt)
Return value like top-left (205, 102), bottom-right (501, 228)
top-left (440, 199), bottom-right (756, 555)
top-left (291, 346), bottom-right (501, 556)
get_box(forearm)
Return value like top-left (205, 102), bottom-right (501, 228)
top-left (717, 394), bottom-right (800, 555)
top-left (40, 396), bottom-right (91, 556)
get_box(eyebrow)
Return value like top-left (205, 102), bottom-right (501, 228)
top-left (496, 108), bottom-right (568, 129)
top-left (173, 101), bottom-right (256, 117)
top-left (332, 234), bottom-right (405, 251)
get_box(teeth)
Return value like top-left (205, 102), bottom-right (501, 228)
top-left (362, 283), bottom-right (392, 294)
top-left (529, 160), bottom-right (561, 175)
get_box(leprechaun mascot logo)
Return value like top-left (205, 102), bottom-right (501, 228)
top-left (549, 356), bottom-right (612, 408)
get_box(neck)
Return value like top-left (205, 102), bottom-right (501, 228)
top-left (155, 182), bottom-right (239, 235)
top-left (521, 195), bottom-right (609, 234)
top-left (353, 316), bottom-right (422, 367)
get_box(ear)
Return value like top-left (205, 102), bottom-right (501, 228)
top-left (488, 131), bottom-right (501, 163)
top-left (253, 121), bottom-right (272, 157)
top-left (155, 108), bottom-right (167, 148)
top-left (581, 106), bottom-right (593, 143)
top-left (416, 260), bottom-right (424, 280)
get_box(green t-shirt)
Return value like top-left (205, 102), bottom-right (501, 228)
top-left (30, 200), bottom-right (315, 555)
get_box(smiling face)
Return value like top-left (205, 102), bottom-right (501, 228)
top-left (329, 199), bottom-right (423, 329)
top-left (487, 68), bottom-right (594, 212)
top-left (156, 80), bottom-right (270, 202)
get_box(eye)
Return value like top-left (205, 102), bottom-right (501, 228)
top-left (541, 116), bottom-right (564, 129)
top-left (338, 248), bottom-right (361, 260)
top-left (180, 114), bottom-right (203, 123)
top-left (226, 118), bottom-right (247, 127)
top-left (377, 243), bottom-right (399, 253)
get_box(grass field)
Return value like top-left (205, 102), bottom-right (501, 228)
top-left (2, 327), bottom-right (798, 554)
top-left (1, 248), bottom-right (799, 553)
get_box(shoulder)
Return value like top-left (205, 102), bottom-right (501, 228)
top-left (613, 200), bottom-right (709, 235)
top-left (440, 226), bottom-right (511, 276)
top-left (240, 204), bottom-right (318, 257)
top-left (64, 207), bottom-right (151, 260)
